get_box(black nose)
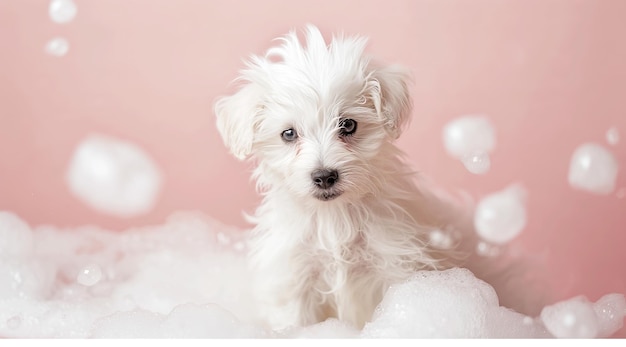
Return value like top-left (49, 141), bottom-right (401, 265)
top-left (311, 169), bottom-right (339, 189)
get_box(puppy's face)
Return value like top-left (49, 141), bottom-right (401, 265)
top-left (215, 26), bottom-right (412, 203)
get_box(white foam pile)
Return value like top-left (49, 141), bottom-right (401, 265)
top-left (0, 211), bottom-right (624, 339)
top-left (0, 210), bottom-right (259, 338)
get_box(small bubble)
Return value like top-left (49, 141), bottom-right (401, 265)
top-left (442, 115), bottom-right (496, 159)
top-left (45, 37), bottom-right (69, 57)
top-left (606, 127), bottom-right (619, 146)
top-left (474, 184), bottom-right (527, 245)
top-left (476, 241), bottom-right (500, 257)
top-left (428, 229), bottom-right (454, 249)
top-left (461, 152), bottom-right (491, 175)
top-left (49, 0), bottom-right (77, 24)
top-left (568, 143), bottom-right (618, 195)
top-left (77, 263), bottom-right (103, 286)
top-left (6, 316), bottom-right (21, 329)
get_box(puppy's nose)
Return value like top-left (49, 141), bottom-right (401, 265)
top-left (311, 169), bottom-right (339, 189)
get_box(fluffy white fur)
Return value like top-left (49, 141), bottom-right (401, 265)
top-left (215, 25), bottom-right (481, 330)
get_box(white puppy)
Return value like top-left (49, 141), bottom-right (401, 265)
top-left (215, 25), bottom-right (474, 330)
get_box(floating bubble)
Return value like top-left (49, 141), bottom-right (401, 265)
top-left (461, 151), bottom-right (491, 175)
top-left (476, 241), bottom-right (500, 257)
top-left (474, 184), bottom-right (527, 245)
top-left (428, 229), bottom-right (455, 249)
top-left (77, 264), bottom-right (103, 287)
top-left (66, 134), bottom-right (163, 218)
top-left (568, 143), bottom-right (618, 195)
top-left (45, 37), bottom-right (69, 57)
top-left (540, 296), bottom-right (599, 338)
top-left (606, 127), bottom-right (619, 146)
top-left (442, 115), bottom-right (496, 159)
top-left (49, 0), bottom-right (77, 24)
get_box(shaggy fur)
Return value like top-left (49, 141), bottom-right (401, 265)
top-left (215, 25), bottom-right (478, 330)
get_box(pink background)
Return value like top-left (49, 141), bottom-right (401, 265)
top-left (1, 0), bottom-right (624, 336)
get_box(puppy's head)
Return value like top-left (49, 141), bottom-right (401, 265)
top-left (215, 25), bottom-right (412, 203)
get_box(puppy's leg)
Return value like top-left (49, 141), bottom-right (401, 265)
top-left (254, 253), bottom-right (329, 330)
top-left (335, 270), bottom-right (386, 329)
top-left (262, 289), bottom-right (327, 330)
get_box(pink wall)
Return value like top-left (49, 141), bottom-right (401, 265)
top-left (1, 0), bottom-right (624, 334)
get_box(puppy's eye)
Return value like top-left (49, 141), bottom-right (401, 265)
top-left (339, 118), bottom-right (357, 136)
top-left (281, 128), bottom-right (298, 142)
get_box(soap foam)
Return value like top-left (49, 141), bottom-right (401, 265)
top-left (0, 211), bottom-right (623, 338)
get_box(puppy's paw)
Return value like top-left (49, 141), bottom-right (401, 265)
top-left (264, 303), bottom-right (301, 331)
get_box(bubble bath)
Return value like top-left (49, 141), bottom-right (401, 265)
top-left (0, 211), bottom-right (623, 339)
top-left (3, 1), bottom-right (625, 339)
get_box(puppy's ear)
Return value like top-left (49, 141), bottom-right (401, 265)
top-left (368, 65), bottom-right (413, 139)
top-left (214, 83), bottom-right (264, 160)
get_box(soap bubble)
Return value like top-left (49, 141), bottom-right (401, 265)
top-left (428, 229), bottom-right (455, 250)
top-left (606, 127), bottom-right (619, 146)
top-left (443, 115), bottom-right (496, 159)
top-left (474, 184), bottom-right (527, 245)
top-left (461, 151), bottom-right (491, 175)
top-left (568, 143), bottom-right (619, 195)
top-left (540, 296), bottom-right (599, 338)
top-left (593, 293), bottom-right (626, 338)
top-left (49, 0), bottom-right (77, 24)
top-left (77, 264), bottom-right (103, 287)
top-left (476, 241), bottom-right (501, 257)
top-left (66, 134), bottom-right (163, 218)
top-left (45, 37), bottom-right (69, 57)
top-left (443, 115), bottom-right (496, 174)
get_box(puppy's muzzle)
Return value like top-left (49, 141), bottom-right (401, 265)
top-left (311, 169), bottom-right (342, 201)
top-left (311, 169), bottom-right (338, 189)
